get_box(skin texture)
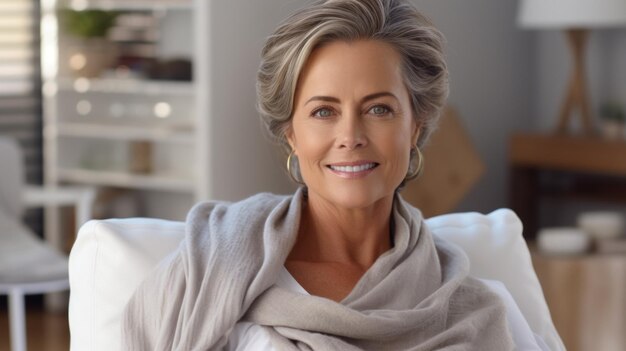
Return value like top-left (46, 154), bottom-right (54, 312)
top-left (285, 39), bottom-right (420, 302)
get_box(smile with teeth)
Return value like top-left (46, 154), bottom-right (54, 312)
top-left (328, 163), bottom-right (378, 173)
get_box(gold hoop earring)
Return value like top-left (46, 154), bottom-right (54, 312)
top-left (286, 150), bottom-right (305, 185)
top-left (405, 145), bottom-right (424, 180)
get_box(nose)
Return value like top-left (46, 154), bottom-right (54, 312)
top-left (337, 110), bottom-right (367, 150)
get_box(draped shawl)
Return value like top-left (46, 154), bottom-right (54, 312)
top-left (122, 188), bottom-right (514, 350)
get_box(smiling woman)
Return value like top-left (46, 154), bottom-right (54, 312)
top-left (121, 1), bottom-right (547, 350)
top-left (288, 40), bottom-right (416, 212)
top-left (284, 40), bottom-right (422, 287)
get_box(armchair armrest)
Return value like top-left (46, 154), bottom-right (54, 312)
top-left (22, 185), bottom-right (96, 226)
top-left (23, 185), bottom-right (97, 249)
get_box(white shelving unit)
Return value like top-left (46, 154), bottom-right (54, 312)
top-left (41, 0), bottom-right (205, 223)
top-left (55, 122), bottom-right (194, 143)
top-left (56, 77), bottom-right (196, 95)
top-left (57, 168), bottom-right (194, 192)
top-left (40, 0), bottom-right (298, 239)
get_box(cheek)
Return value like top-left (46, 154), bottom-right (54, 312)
top-left (392, 140), bottom-right (411, 170)
top-left (291, 121), bottom-right (329, 165)
top-left (378, 128), bottom-right (412, 174)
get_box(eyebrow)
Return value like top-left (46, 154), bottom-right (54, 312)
top-left (305, 91), bottom-right (398, 106)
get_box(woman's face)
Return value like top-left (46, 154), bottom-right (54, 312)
top-left (288, 39), bottom-right (419, 210)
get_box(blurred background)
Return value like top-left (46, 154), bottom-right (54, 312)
top-left (0, 0), bottom-right (625, 350)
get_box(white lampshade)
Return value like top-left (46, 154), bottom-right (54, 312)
top-left (518, 0), bottom-right (626, 29)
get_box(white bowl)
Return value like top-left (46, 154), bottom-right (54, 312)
top-left (537, 227), bottom-right (590, 255)
top-left (577, 211), bottom-right (625, 240)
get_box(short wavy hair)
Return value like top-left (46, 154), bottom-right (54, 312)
top-left (257, 0), bottom-right (448, 152)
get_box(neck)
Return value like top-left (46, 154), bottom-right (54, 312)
top-left (288, 191), bottom-right (395, 269)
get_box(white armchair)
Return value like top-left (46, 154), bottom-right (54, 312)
top-left (69, 209), bottom-right (565, 351)
top-left (0, 136), bottom-right (96, 351)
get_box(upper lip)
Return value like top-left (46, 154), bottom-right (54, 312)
top-left (327, 161), bottom-right (379, 167)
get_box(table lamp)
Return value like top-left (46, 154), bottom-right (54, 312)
top-left (518, 0), bottom-right (626, 135)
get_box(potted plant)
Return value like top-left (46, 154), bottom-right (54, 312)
top-left (60, 9), bottom-right (119, 77)
top-left (599, 102), bottom-right (626, 140)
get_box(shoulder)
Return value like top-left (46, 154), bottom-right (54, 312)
top-left (182, 190), bottom-right (301, 255)
top-left (187, 192), bottom-right (290, 223)
top-left (185, 192), bottom-right (291, 235)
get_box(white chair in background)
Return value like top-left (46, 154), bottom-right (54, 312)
top-left (68, 208), bottom-right (565, 351)
top-left (0, 136), bottom-right (95, 351)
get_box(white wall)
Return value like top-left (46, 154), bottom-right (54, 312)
top-left (205, 0), bottom-right (304, 201)
top-left (609, 31), bottom-right (626, 103)
top-left (413, 0), bottom-right (534, 213)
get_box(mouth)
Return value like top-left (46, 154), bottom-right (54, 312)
top-left (326, 161), bottom-right (379, 177)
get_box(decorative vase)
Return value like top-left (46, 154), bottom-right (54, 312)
top-left (67, 38), bottom-right (117, 78)
top-left (601, 120), bottom-right (625, 140)
top-left (129, 141), bottom-right (153, 174)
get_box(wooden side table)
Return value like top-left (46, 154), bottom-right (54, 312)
top-left (532, 250), bottom-right (626, 351)
top-left (509, 133), bottom-right (626, 239)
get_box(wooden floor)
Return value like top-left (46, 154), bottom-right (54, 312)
top-left (0, 303), bottom-right (69, 351)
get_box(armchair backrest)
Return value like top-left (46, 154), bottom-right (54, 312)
top-left (69, 209), bottom-right (564, 351)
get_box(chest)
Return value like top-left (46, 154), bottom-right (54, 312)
top-left (284, 260), bottom-right (366, 302)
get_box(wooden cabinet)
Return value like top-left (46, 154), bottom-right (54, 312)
top-left (509, 133), bottom-right (626, 239)
top-left (532, 251), bottom-right (626, 351)
top-left (511, 133), bottom-right (626, 350)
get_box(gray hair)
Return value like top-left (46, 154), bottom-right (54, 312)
top-left (257, 0), bottom-right (449, 152)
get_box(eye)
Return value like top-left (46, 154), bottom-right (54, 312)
top-left (311, 106), bottom-right (334, 118)
top-left (368, 104), bottom-right (392, 116)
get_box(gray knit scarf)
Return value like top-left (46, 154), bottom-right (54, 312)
top-left (122, 187), bottom-right (514, 350)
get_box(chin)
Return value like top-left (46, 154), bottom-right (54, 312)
top-left (316, 182), bottom-right (393, 210)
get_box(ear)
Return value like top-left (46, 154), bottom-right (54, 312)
top-left (411, 118), bottom-right (422, 146)
top-left (285, 124), bottom-right (297, 153)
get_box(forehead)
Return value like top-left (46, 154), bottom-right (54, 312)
top-left (295, 39), bottom-right (406, 101)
